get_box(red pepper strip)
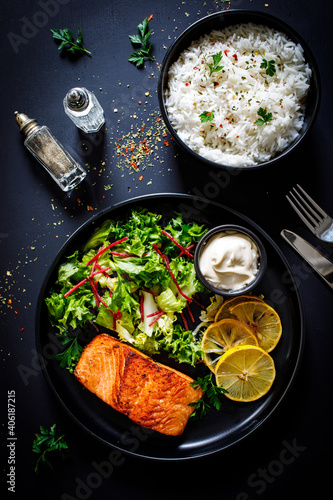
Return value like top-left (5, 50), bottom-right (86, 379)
top-left (95, 262), bottom-right (112, 278)
top-left (148, 310), bottom-right (165, 327)
top-left (113, 309), bottom-right (122, 329)
top-left (191, 294), bottom-right (205, 310)
top-left (152, 244), bottom-right (192, 302)
top-left (110, 252), bottom-right (137, 258)
top-left (86, 237), bottom-right (129, 266)
top-left (89, 266), bottom-right (112, 277)
top-left (146, 310), bottom-right (163, 318)
top-left (180, 312), bottom-right (189, 331)
top-left (177, 243), bottom-right (196, 258)
top-left (64, 278), bottom-right (88, 297)
top-left (140, 293), bottom-right (144, 322)
top-left (186, 302), bottom-right (195, 323)
top-left (161, 230), bottom-right (194, 258)
top-left (88, 278), bottom-right (100, 307)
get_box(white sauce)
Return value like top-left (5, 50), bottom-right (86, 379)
top-left (199, 232), bottom-right (259, 291)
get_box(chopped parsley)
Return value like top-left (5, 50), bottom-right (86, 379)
top-left (255, 107), bottom-right (273, 126)
top-left (128, 17), bottom-right (153, 67)
top-left (32, 424), bottom-right (69, 473)
top-left (199, 110), bottom-right (215, 123)
top-left (206, 51), bottom-right (223, 76)
top-left (258, 50), bottom-right (276, 77)
top-left (50, 28), bottom-right (91, 55)
top-left (189, 373), bottom-right (228, 419)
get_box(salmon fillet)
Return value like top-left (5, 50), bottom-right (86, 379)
top-left (74, 334), bottom-right (203, 436)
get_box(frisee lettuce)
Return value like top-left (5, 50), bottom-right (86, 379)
top-left (46, 208), bottom-right (210, 369)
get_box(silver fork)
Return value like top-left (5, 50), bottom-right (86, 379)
top-left (286, 184), bottom-right (333, 242)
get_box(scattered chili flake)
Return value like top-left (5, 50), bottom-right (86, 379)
top-left (232, 54), bottom-right (238, 61)
top-left (20, 328), bottom-right (24, 332)
top-left (139, 175), bottom-right (143, 181)
top-left (224, 49), bottom-right (230, 56)
top-left (164, 140), bottom-right (169, 146)
top-left (148, 14), bottom-right (153, 21)
top-left (193, 66), bottom-right (198, 70)
top-left (138, 100), bottom-right (142, 104)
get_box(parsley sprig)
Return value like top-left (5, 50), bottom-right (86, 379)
top-left (255, 107), bottom-right (273, 126)
top-left (32, 424), bottom-right (69, 473)
top-left (189, 373), bottom-right (228, 419)
top-left (50, 27), bottom-right (91, 55)
top-left (56, 328), bottom-right (83, 373)
top-left (206, 51), bottom-right (223, 76)
top-left (199, 110), bottom-right (215, 123)
top-left (128, 17), bottom-right (154, 67)
top-left (258, 50), bottom-right (276, 77)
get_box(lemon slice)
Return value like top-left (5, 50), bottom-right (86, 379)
top-left (215, 295), bottom-right (264, 323)
top-left (215, 345), bottom-right (276, 402)
top-left (229, 300), bottom-right (282, 352)
top-left (202, 318), bottom-right (258, 372)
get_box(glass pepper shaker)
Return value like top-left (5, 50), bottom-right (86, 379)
top-left (63, 87), bottom-right (105, 133)
top-left (15, 111), bottom-right (86, 192)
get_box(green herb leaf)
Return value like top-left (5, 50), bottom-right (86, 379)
top-left (55, 329), bottom-right (83, 373)
top-left (128, 17), bottom-right (153, 67)
top-left (199, 110), bottom-right (215, 123)
top-left (255, 107), bottom-right (273, 126)
top-left (50, 27), bottom-right (91, 55)
top-left (258, 50), bottom-right (276, 77)
top-left (189, 373), bottom-right (227, 419)
top-left (206, 51), bottom-right (223, 76)
top-left (32, 424), bottom-right (69, 474)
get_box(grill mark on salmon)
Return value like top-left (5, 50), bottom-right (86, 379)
top-left (74, 334), bottom-right (203, 436)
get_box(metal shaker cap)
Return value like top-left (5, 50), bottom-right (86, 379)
top-left (14, 111), bottom-right (39, 136)
top-left (65, 87), bottom-right (89, 111)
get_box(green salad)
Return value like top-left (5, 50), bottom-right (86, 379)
top-left (46, 209), bottom-right (221, 372)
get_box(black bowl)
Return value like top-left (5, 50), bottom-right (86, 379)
top-left (194, 224), bottom-right (267, 297)
top-left (158, 10), bottom-right (321, 170)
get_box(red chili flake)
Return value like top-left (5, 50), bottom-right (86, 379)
top-left (130, 161), bottom-right (138, 168)
top-left (193, 66), bottom-right (198, 70)
top-left (20, 328), bottom-right (24, 332)
top-left (88, 206), bottom-right (94, 211)
top-left (138, 100), bottom-right (142, 104)
top-left (164, 140), bottom-right (169, 146)
top-left (185, 82), bottom-right (190, 86)
top-left (224, 49), bottom-right (230, 56)
top-left (219, 124), bottom-right (223, 128)
top-left (148, 14), bottom-right (153, 21)
top-left (139, 175), bottom-right (143, 181)
top-left (232, 54), bottom-right (238, 61)
top-left (236, 135), bottom-right (239, 138)
top-left (225, 117), bottom-right (229, 120)
top-left (156, 117), bottom-right (161, 122)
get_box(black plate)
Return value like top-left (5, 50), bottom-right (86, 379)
top-left (36, 194), bottom-right (304, 460)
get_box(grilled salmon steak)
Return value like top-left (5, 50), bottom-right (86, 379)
top-left (74, 334), bottom-right (203, 436)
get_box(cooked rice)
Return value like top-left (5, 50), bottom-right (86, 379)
top-left (165, 23), bottom-right (311, 166)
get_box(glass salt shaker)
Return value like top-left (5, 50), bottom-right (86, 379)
top-left (15, 111), bottom-right (86, 192)
top-left (63, 87), bottom-right (105, 133)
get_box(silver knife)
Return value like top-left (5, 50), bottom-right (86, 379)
top-left (281, 229), bottom-right (333, 289)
